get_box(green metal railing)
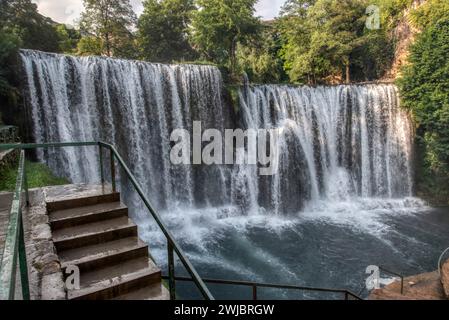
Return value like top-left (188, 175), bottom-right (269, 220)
top-left (0, 141), bottom-right (364, 301)
top-left (0, 142), bottom-right (214, 300)
top-left (162, 276), bottom-right (363, 300)
top-left (379, 266), bottom-right (404, 295)
top-left (0, 149), bottom-right (30, 300)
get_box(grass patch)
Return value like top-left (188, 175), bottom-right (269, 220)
top-left (0, 160), bottom-right (69, 191)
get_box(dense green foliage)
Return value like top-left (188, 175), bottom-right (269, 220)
top-left (0, 160), bottom-right (69, 191)
top-left (56, 25), bottom-right (81, 54)
top-left (236, 22), bottom-right (287, 83)
top-left (397, 3), bottom-right (449, 201)
top-left (191, 0), bottom-right (261, 76)
top-left (410, 0), bottom-right (449, 30)
top-left (138, 0), bottom-right (197, 63)
top-left (1, 0), bottom-right (415, 85)
top-left (276, 0), bottom-right (397, 84)
top-left (0, 0), bottom-right (66, 124)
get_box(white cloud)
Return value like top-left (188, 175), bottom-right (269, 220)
top-left (32, 0), bottom-right (286, 24)
top-left (255, 0), bottom-right (286, 20)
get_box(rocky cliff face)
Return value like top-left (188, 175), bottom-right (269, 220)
top-left (384, 0), bottom-right (427, 80)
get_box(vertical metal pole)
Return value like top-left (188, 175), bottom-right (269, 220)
top-left (22, 150), bottom-right (30, 207)
top-left (99, 145), bottom-right (104, 189)
top-left (400, 278), bottom-right (404, 295)
top-left (344, 292), bottom-right (349, 301)
top-left (110, 148), bottom-right (116, 193)
top-left (18, 212), bottom-right (30, 300)
top-left (168, 241), bottom-right (176, 300)
top-left (252, 285), bottom-right (258, 300)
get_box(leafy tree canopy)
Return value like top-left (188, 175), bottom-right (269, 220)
top-left (398, 15), bottom-right (449, 198)
top-left (138, 0), bottom-right (197, 63)
top-left (191, 0), bottom-right (261, 76)
top-left (277, 0), bottom-right (391, 84)
top-left (79, 0), bottom-right (137, 58)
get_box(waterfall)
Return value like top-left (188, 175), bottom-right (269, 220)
top-left (20, 50), bottom-right (415, 217)
top-left (237, 84), bottom-right (414, 214)
top-left (20, 49), bottom-right (232, 212)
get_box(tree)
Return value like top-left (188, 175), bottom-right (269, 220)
top-left (1, 0), bottom-right (60, 52)
top-left (77, 36), bottom-right (104, 56)
top-left (278, 0), bottom-right (391, 84)
top-left (138, 0), bottom-right (196, 63)
top-left (1, 0), bottom-right (62, 124)
top-left (79, 0), bottom-right (137, 58)
top-left (57, 25), bottom-right (81, 54)
top-left (397, 17), bottom-right (449, 197)
top-left (277, 0), bottom-right (317, 84)
top-left (410, 0), bottom-right (449, 30)
top-left (237, 22), bottom-right (286, 83)
top-left (0, 31), bottom-right (20, 100)
top-left (310, 0), bottom-right (369, 83)
top-left (191, 0), bottom-right (261, 75)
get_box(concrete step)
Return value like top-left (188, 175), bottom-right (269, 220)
top-left (60, 237), bottom-right (149, 272)
top-left (53, 217), bottom-right (137, 251)
top-left (47, 192), bottom-right (120, 213)
top-left (68, 257), bottom-right (161, 300)
top-left (112, 283), bottom-right (170, 300)
top-left (49, 202), bottom-right (128, 230)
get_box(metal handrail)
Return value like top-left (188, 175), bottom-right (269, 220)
top-left (0, 150), bottom-right (30, 300)
top-left (98, 142), bottom-right (213, 300)
top-left (162, 276), bottom-right (363, 300)
top-left (438, 247), bottom-right (449, 276)
top-left (379, 266), bottom-right (404, 295)
top-left (0, 142), bottom-right (214, 300)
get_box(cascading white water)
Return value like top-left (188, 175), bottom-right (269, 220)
top-left (20, 49), bottom-right (232, 213)
top-left (20, 50), bottom-right (415, 218)
top-left (237, 84), bottom-right (415, 214)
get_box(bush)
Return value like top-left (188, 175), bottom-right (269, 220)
top-left (397, 16), bottom-right (449, 201)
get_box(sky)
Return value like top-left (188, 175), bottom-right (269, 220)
top-left (31, 0), bottom-right (286, 25)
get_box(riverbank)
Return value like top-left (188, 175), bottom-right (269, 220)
top-left (369, 259), bottom-right (449, 300)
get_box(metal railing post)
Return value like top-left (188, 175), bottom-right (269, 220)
top-left (168, 241), bottom-right (176, 300)
top-left (99, 145), bottom-right (104, 189)
top-left (18, 214), bottom-right (30, 300)
top-left (379, 266), bottom-right (404, 295)
top-left (22, 149), bottom-right (30, 207)
top-left (252, 285), bottom-right (258, 300)
top-left (110, 148), bottom-right (116, 193)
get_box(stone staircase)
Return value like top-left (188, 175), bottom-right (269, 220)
top-left (46, 190), bottom-right (169, 300)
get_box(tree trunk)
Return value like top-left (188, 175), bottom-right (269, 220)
top-left (345, 63), bottom-right (350, 84)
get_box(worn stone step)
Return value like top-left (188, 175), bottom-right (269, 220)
top-left (47, 192), bottom-right (120, 213)
top-left (60, 237), bottom-right (149, 272)
top-left (68, 257), bottom-right (161, 300)
top-left (112, 283), bottom-right (170, 300)
top-left (53, 217), bottom-right (137, 252)
top-left (49, 202), bottom-right (128, 230)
